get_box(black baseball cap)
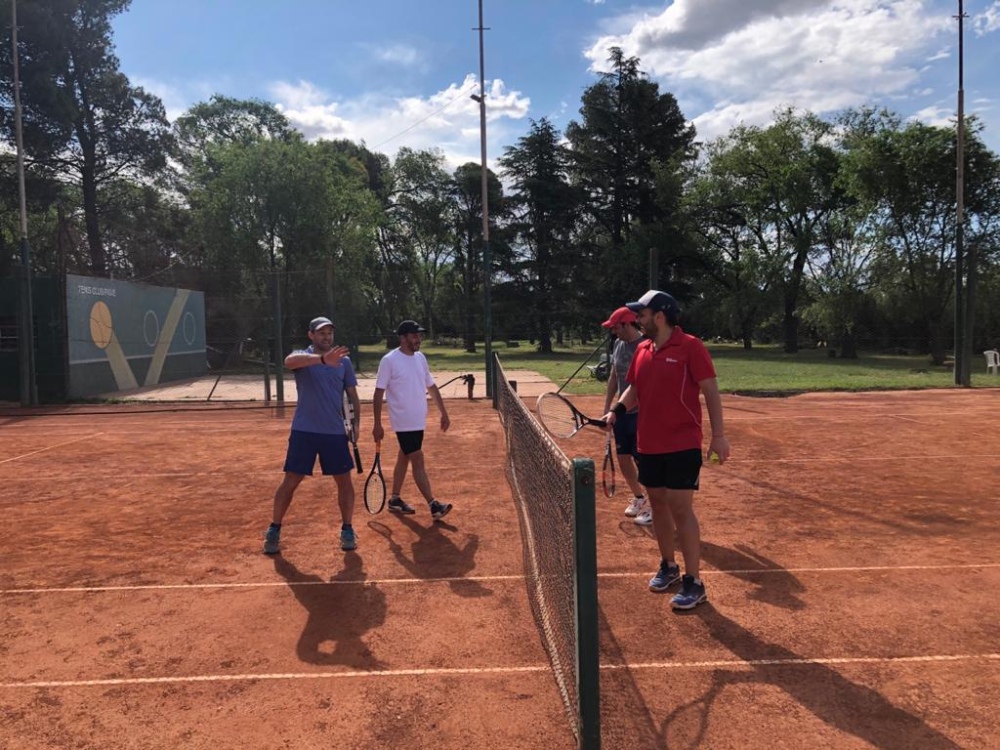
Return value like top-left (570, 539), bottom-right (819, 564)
top-left (396, 320), bottom-right (427, 335)
top-left (625, 290), bottom-right (679, 315)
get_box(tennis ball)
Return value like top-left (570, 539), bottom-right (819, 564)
top-left (89, 301), bottom-right (114, 350)
top-left (709, 451), bottom-right (720, 464)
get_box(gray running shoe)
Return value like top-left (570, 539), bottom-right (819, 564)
top-left (340, 527), bottom-right (357, 551)
top-left (262, 526), bottom-right (280, 555)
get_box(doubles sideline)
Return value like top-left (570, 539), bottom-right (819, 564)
top-left (2, 654), bottom-right (997, 690)
top-left (3, 562), bottom-right (999, 595)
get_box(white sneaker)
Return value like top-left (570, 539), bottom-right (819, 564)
top-left (634, 509), bottom-right (653, 526)
top-left (624, 496), bottom-right (646, 517)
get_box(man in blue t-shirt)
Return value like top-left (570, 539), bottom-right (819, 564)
top-left (263, 316), bottom-right (361, 555)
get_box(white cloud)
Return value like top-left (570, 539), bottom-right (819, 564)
top-left (370, 43), bottom-right (422, 66)
top-left (585, 0), bottom-right (955, 143)
top-left (269, 75), bottom-right (530, 169)
top-left (911, 103), bottom-right (953, 128)
top-left (132, 76), bottom-right (223, 123)
top-left (974, 1), bottom-right (1000, 34)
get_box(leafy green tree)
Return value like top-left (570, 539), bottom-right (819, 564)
top-left (681, 148), bottom-right (784, 348)
top-left (690, 110), bottom-right (845, 352)
top-left (0, 0), bottom-right (173, 276)
top-left (499, 118), bottom-right (581, 351)
top-left (185, 134), bottom-right (379, 353)
top-left (172, 95), bottom-right (293, 191)
top-left (384, 148), bottom-right (455, 339)
top-left (840, 112), bottom-right (1000, 363)
top-left (449, 162), bottom-right (508, 352)
top-left (99, 179), bottom-right (189, 282)
top-left (565, 47), bottom-right (697, 309)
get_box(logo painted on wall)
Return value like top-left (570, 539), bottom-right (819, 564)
top-left (89, 300), bottom-right (138, 390)
top-left (88, 288), bottom-right (192, 391)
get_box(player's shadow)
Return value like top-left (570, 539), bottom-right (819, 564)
top-left (677, 607), bottom-right (964, 750)
top-left (600, 602), bottom-right (962, 749)
top-left (368, 515), bottom-right (492, 598)
top-left (271, 553), bottom-right (387, 669)
top-left (701, 541), bottom-right (807, 611)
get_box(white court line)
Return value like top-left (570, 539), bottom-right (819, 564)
top-left (1, 575), bottom-right (526, 594)
top-left (0, 665), bottom-right (550, 689)
top-left (2, 654), bottom-right (997, 690)
top-left (735, 453), bottom-right (998, 463)
top-left (597, 563), bottom-right (1000, 579)
top-left (614, 653), bottom-right (1000, 671)
top-left (3, 563), bottom-right (998, 595)
top-left (0, 433), bottom-right (105, 465)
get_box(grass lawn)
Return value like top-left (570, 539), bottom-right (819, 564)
top-left (355, 340), bottom-right (978, 395)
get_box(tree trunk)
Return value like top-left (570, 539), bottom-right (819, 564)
top-left (782, 302), bottom-right (799, 354)
top-left (80, 162), bottom-right (106, 276)
top-left (740, 316), bottom-right (754, 350)
top-left (928, 321), bottom-right (947, 365)
top-left (783, 237), bottom-right (811, 353)
top-left (839, 330), bottom-right (858, 359)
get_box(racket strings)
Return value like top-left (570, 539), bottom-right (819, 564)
top-left (537, 399), bottom-right (579, 439)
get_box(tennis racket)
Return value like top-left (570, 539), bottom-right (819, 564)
top-left (602, 433), bottom-right (616, 497)
top-left (342, 391), bottom-right (362, 473)
top-left (363, 440), bottom-right (386, 514)
top-left (536, 392), bottom-right (607, 439)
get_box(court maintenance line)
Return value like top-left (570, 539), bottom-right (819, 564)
top-left (3, 563), bottom-right (998, 595)
top-left (0, 433), bottom-right (106, 465)
top-left (2, 654), bottom-right (997, 690)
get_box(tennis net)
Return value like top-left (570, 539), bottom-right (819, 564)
top-left (493, 355), bottom-right (600, 750)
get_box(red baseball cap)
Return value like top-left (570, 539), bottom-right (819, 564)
top-left (601, 306), bottom-right (637, 328)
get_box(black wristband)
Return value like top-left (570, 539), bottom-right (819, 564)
top-left (320, 351), bottom-right (328, 366)
top-left (612, 402), bottom-right (627, 418)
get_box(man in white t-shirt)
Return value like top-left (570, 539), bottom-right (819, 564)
top-left (372, 320), bottom-right (452, 520)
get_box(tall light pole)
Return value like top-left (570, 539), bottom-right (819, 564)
top-left (11, 0), bottom-right (38, 405)
top-left (472, 0), bottom-right (492, 397)
top-left (954, 0), bottom-right (968, 386)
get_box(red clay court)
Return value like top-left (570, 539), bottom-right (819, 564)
top-left (1, 387), bottom-right (998, 749)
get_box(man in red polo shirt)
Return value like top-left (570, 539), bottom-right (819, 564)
top-left (603, 290), bottom-right (731, 610)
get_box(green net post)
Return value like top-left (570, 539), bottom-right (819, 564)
top-left (573, 457), bottom-right (601, 750)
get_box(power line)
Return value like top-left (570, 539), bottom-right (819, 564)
top-left (371, 81), bottom-right (477, 150)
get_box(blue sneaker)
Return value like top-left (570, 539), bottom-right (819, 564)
top-left (671, 574), bottom-right (707, 610)
top-left (262, 526), bottom-right (280, 555)
top-left (648, 561), bottom-right (681, 592)
top-left (429, 500), bottom-right (452, 520)
top-left (340, 527), bottom-right (357, 551)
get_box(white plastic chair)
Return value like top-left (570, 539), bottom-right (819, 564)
top-left (985, 350), bottom-right (1000, 375)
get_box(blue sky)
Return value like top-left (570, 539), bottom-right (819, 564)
top-left (111, 0), bottom-right (1000, 167)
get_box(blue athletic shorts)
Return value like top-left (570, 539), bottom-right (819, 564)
top-left (612, 411), bottom-right (638, 456)
top-left (637, 448), bottom-right (702, 490)
top-left (283, 430), bottom-right (354, 476)
top-left (396, 430), bottom-right (425, 455)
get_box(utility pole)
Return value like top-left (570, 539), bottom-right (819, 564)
top-left (954, 0), bottom-right (968, 386)
top-left (472, 0), bottom-right (492, 397)
top-left (11, 0), bottom-right (38, 406)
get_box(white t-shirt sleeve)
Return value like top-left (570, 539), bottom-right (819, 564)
top-left (378, 349), bottom-right (431, 431)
